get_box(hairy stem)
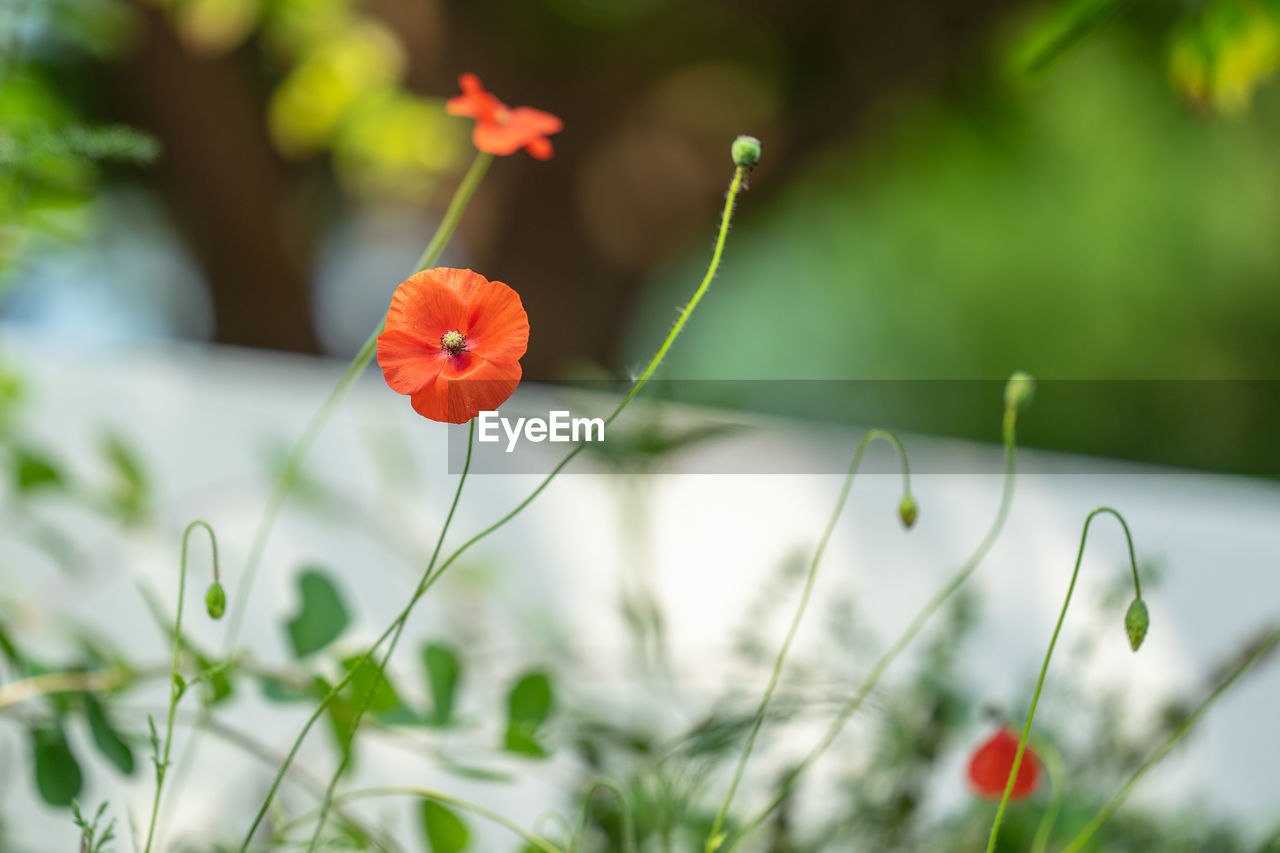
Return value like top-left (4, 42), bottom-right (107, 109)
top-left (724, 393), bottom-right (1026, 851)
top-left (240, 162), bottom-right (751, 849)
top-left (304, 420), bottom-right (476, 850)
top-left (144, 519), bottom-right (218, 853)
top-left (705, 429), bottom-right (911, 852)
top-left (986, 506), bottom-right (1144, 852)
top-left (222, 151), bottom-right (493, 653)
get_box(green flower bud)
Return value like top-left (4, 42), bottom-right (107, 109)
top-left (898, 495), bottom-right (918, 529)
top-left (1004, 371), bottom-right (1036, 411)
top-left (1124, 597), bottom-right (1149, 651)
top-left (731, 135), bottom-right (762, 169)
top-left (205, 582), bottom-right (226, 620)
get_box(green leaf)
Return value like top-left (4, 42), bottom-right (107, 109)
top-left (422, 643), bottom-right (461, 726)
top-left (31, 725), bottom-right (83, 806)
top-left (340, 655), bottom-right (409, 720)
top-left (192, 655), bottom-right (235, 706)
top-left (284, 568), bottom-right (350, 658)
top-left (13, 447), bottom-right (64, 493)
top-left (100, 431), bottom-right (149, 523)
top-left (1009, 0), bottom-right (1132, 76)
top-left (419, 799), bottom-right (469, 853)
top-left (83, 695), bottom-right (135, 776)
top-left (258, 673), bottom-right (317, 703)
top-left (503, 670), bottom-right (553, 758)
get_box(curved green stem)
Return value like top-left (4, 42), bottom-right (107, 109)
top-left (274, 786), bottom-right (562, 853)
top-left (705, 428), bottom-right (911, 852)
top-left (1061, 621), bottom-right (1280, 853)
top-left (304, 421), bottom-right (476, 851)
top-left (986, 506), bottom-right (1144, 853)
top-left (240, 161), bottom-right (751, 851)
top-left (222, 151), bottom-right (493, 654)
top-left (570, 778), bottom-right (637, 853)
top-left (143, 519), bottom-right (218, 853)
top-left (1029, 736), bottom-right (1065, 853)
top-left (724, 391), bottom-right (1027, 852)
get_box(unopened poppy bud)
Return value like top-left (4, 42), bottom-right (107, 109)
top-left (1124, 597), bottom-right (1149, 651)
top-left (205, 582), bottom-right (226, 620)
top-left (899, 495), bottom-right (918, 529)
top-left (731, 135), bottom-right (762, 169)
top-left (1004, 371), bottom-right (1035, 411)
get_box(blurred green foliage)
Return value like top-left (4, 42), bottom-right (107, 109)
top-left (628, 27), bottom-right (1280, 472)
top-left (633, 32), bottom-right (1280, 382)
top-left (149, 0), bottom-right (470, 199)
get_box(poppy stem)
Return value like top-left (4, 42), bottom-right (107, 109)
top-left (143, 519), bottom-right (218, 853)
top-left (300, 419), bottom-right (477, 852)
top-left (705, 428), bottom-right (911, 853)
top-left (273, 786), bottom-right (563, 853)
top-left (1060, 620), bottom-right (1280, 853)
top-left (1029, 736), bottom-right (1065, 853)
top-left (570, 778), bottom-right (637, 853)
top-left (986, 506), bottom-right (1145, 853)
top-left (240, 152), bottom-right (752, 850)
top-left (722, 377), bottom-right (1030, 852)
top-left (221, 150), bottom-right (493, 656)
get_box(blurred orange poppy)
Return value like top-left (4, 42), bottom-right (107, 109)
top-left (377, 268), bottom-right (529, 423)
top-left (967, 727), bottom-right (1040, 801)
top-left (446, 73), bottom-right (563, 160)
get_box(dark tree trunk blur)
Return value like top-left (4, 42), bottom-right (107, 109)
top-left (113, 4), bottom-right (318, 353)
top-left (109, 0), bottom-right (1019, 368)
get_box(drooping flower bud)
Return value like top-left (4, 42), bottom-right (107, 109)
top-left (731, 135), bottom-right (762, 169)
top-left (1004, 371), bottom-right (1036, 411)
top-left (205, 582), bottom-right (227, 620)
top-left (899, 495), bottom-right (918, 529)
top-left (1124, 597), bottom-right (1149, 651)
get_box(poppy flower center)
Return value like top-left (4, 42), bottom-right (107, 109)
top-left (440, 329), bottom-right (468, 356)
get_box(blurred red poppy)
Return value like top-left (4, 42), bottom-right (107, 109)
top-left (967, 727), bottom-right (1040, 800)
top-left (377, 268), bottom-right (529, 424)
top-left (446, 73), bottom-right (563, 160)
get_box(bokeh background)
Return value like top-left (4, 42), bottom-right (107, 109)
top-left (5, 3), bottom-right (1280, 851)
top-left (5, 0), bottom-right (1280, 474)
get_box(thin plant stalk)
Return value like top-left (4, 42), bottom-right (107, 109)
top-left (986, 506), bottom-right (1144, 852)
top-left (705, 429), bottom-right (912, 852)
top-left (221, 151), bottom-right (493, 654)
top-left (724, 388), bottom-right (1029, 851)
top-left (143, 520), bottom-right (218, 853)
top-left (305, 420), bottom-right (477, 849)
top-left (276, 787), bottom-right (563, 853)
top-left (240, 163), bottom-right (752, 850)
top-left (1061, 621), bottom-right (1280, 853)
top-left (1029, 737), bottom-right (1066, 853)
top-left (570, 778), bottom-right (638, 853)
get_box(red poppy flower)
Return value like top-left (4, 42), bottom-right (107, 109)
top-left (967, 727), bottom-right (1040, 801)
top-left (446, 73), bottom-right (563, 160)
top-left (376, 268), bottom-right (529, 424)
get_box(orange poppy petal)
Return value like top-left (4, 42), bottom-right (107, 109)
top-left (410, 358), bottom-right (523, 424)
top-left (507, 106), bottom-right (563, 136)
top-left (471, 108), bottom-right (561, 157)
top-left (523, 137), bottom-right (553, 160)
top-left (462, 277), bottom-right (529, 364)
top-left (967, 729), bottom-right (1039, 800)
top-left (384, 268), bottom-right (476, 343)
top-left (377, 331), bottom-right (448, 396)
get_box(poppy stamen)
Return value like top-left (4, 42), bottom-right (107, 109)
top-left (440, 330), bottom-right (468, 355)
